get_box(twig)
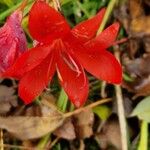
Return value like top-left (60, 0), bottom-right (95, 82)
top-left (79, 140), bottom-right (85, 150)
top-left (114, 46), bottom-right (128, 150)
top-left (64, 98), bottom-right (111, 118)
top-left (0, 144), bottom-right (35, 150)
top-left (0, 129), bottom-right (3, 150)
top-left (100, 81), bottom-right (107, 98)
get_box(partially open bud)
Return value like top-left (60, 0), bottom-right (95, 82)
top-left (0, 10), bottom-right (27, 74)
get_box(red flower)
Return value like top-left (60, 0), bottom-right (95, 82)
top-left (4, 1), bottom-right (122, 107)
top-left (0, 10), bottom-right (27, 74)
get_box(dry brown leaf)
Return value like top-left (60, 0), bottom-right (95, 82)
top-left (125, 54), bottom-right (150, 77)
top-left (123, 76), bottom-right (150, 99)
top-left (54, 118), bottom-right (76, 140)
top-left (0, 115), bottom-right (64, 140)
top-left (0, 100), bottom-right (65, 140)
top-left (0, 97), bottom-right (111, 140)
top-left (0, 85), bottom-right (17, 114)
top-left (95, 116), bottom-right (121, 150)
top-left (115, 0), bottom-right (150, 57)
top-left (73, 109), bottom-right (94, 139)
top-left (133, 77), bottom-right (150, 99)
top-left (129, 0), bottom-right (150, 37)
top-left (123, 54), bottom-right (150, 98)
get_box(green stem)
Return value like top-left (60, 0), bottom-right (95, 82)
top-left (57, 88), bottom-right (68, 112)
top-left (0, 2), bottom-right (21, 21)
top-left (138, 121), bottom-right (148, 150)
top-left (37, 134), bottom-right (50, 150)
top-left (97, 0), bottom-right (118, 34)
top-left (76, 1), bottom-right (91, 18)
top-left (69, 102), bottom-right (75, 112)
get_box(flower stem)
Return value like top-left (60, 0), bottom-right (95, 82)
top-left (76, 1), bottom-right (91, 18)
top-left (138, 121), bottom-right (148, 150)
top-left (37, 134), bottom-right (50, 150)
top-left (114, 47), bottom-right (128, 150)
top-left (97, 0), bottom-right (118, 34)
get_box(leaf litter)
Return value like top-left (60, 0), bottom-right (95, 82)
top-left (1, 0), bottom-right (150, 149)
top-left (0, 96), bottom-right (111, 140)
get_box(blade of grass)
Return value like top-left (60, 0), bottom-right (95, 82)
top-left (138, 121), bottom-right (148, 150)
top-left (97, 0), bottom-right (118, 34)
top-left (57, 88), bottom-right (68, 112)
top-left (37, 134), bottom-right (50, 150)
top-left (0, 0), bottom-right (33, 21)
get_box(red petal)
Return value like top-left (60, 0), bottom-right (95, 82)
top-left (94, 22), bottom-right (120, 49)
top-left (0, 41), bottom-right (17, 73)
top-left (74, 46), bottom-right (122, 84)
top-left (29, 1), bottom-right (70, 43)
top-left (56, 41), bottom-right (88, 107)
top-left (3, 45), bottom-right (51, 79)
top-left (71, 8), bottom-right (105, 43)
top-left (19, 53), bottom-right (56, 104)
top-left (0, 10), bottom-right (27, 73)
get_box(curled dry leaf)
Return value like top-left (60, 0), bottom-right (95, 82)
top-left (125, 54), bottom-right (150, 77)
top-left (132, 77), bottom-right (150, 99)
top-left (123, 54), bottom-right (150, 98)
top-left (54, 118), bottom-right (76, 140)
top-left (95, 116), bottom-right (121, 149)
top-left (0, 101), bottom-right (65, 140)
top-left (0, 85), bottom-right (17, 114)
top-left (73, 109), bottom-right (94, 139)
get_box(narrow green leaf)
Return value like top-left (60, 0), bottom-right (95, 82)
top-left (138, 121), bottom-right (148, 150)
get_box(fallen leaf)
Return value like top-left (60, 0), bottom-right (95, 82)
top-left (54, 118), bottom-right (76, 140)
top-left (95, 116), bottom-right (121, 149)
top-left (73, 109), bottom-right (94, 139)
top-left (115, 0), bottom-right (150, 57)
top-left (0, 100), bottom-right (65, 140)
top-left (0, 85), bottom-right (17, 114)
top-left (129, 0), bottom-right (150, 37)
top-left (123, 54), bottom-right (150, 98)
top-left (124, 54), bottom-right (150, 77)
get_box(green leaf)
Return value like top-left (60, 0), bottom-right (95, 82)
top-left (138, 121), bottom-right (148, 150)
top-left (131, 96), bottom-right (150, 122)
top-left (0, 0), bottom-right (14, 7)
top-left (92, 105), bottom-right (111, 120)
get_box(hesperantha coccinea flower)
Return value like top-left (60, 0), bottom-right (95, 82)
top-left (3, 0), bottom-right (122, 107)
top-left (0, 10), bottom-right (27, 74)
